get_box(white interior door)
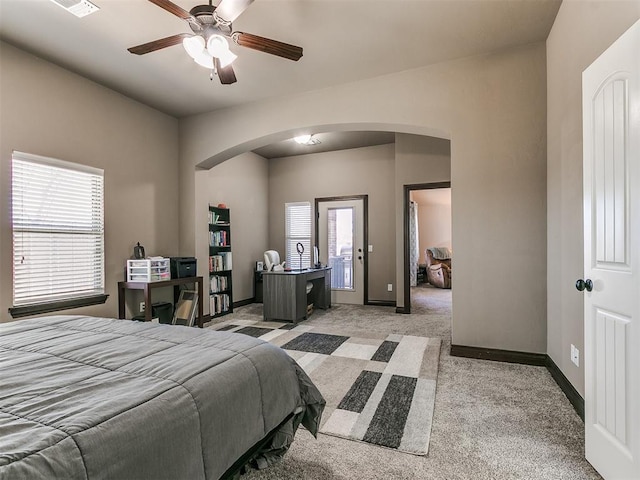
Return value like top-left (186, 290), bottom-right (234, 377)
top-left (582, 19), bottom-right (639, 480)
top-left (317, 199), bottom-right (364, 305)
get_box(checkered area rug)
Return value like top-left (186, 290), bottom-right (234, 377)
top-left (208, 319), bottom-right (441, 456)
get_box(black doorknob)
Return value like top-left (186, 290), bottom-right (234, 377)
top-left (576, 279), bottom-right (593, 292)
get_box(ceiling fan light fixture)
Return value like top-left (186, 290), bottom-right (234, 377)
top-left (193, 52), bottom-right (215, 69)
top-left (206, 35), bottom-right (237, 67)
top-left (294, 134), bottom-right (313, 145)
top-left (218, 50), bottom-right (237, 68)
top-left (127, 0), bottom-right (303, 85)
top-left (207, 35), bottom-right (230, 57)
top-left (183, 35), bottom-right (205, 59)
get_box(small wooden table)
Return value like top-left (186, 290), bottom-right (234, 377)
top-left (118, 276), bottom-right (204, 328)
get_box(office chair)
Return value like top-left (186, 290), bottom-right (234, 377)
top-left (264, 250), bottom-right (286, 271)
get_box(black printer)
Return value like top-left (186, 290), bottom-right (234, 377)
top-left (170, 257), bottom-right (197, 279)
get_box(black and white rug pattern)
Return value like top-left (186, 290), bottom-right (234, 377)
top-left (209, 319), bottom-right (441, 456)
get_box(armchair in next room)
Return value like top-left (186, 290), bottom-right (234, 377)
top-left (425, 247), bottom-right (452, 289)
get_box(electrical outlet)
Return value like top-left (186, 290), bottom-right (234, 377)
top-left (571, 344), bottom-right (580, 367)
top-left (140, 302), bottom-right (146, 313)
top-left (387, 283), bottom-right (393, 292)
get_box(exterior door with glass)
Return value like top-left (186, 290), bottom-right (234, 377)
top-left (317, 198), bottom-right (364, 305)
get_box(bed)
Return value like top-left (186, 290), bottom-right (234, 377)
top-left (0, 315), bottom-right (325, 479)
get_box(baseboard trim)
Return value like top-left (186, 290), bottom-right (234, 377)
top-left (450, 345), bottom-right (547, 366)
top-left (367, 300), bottom-right (396, 307)
top-left (450, 344), bottom-right (584, 421)
top-left (233, 298), bottom-right (254, 308)
top-left (395, 306), bottom-right (409, 314)
top-left (545, 356), bottom-right (585, 421)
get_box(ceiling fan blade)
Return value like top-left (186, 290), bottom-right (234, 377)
top-left (148, 0), bottom-right (195, 21)
top-left (215, 0), bottom-right (254, 23)
top-left (215, 58), bottom-right (237, 85)
top-left (128, 33), bottom-right (191, 55)
top-left (233, 32), bottom-right (303, 61)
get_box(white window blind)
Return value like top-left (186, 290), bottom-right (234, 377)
top-left (12, 151), bottom-right (105, 306)
top-left (285, 202), bottom-right (311, 270)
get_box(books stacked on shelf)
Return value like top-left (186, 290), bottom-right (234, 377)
top-left (209, 252), bottom-right (233, 272)
top-left (210, 293), bottom-right (230, 315)
top-left (208, 210), bottom-right (229, 225)
top-left (209, 230), bottom-right (228, 246)
top-left (210, 275), bottom-right (229, 293)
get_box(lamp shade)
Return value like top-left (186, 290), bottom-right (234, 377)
top-left (217, 49), bottom-right (237, 68)
top-left (183, 35), bottom-right (205, 59)
top-left (193, 52), bottom-right (215, 69)
top-left (207, 35), bottom-right (237, 68)
top-left (207, 35), bottom-right (229, 56)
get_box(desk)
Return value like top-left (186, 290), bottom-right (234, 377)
top-left (262, 267), bottom-right (331, 323)
top-left (118, 276), bottom-right (204, 328)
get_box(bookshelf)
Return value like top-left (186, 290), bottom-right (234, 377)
top-left (208, 205), bottom-right (233, 318)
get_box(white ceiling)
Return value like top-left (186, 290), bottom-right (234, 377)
top-left (0, 0), bottom-right (561, 120)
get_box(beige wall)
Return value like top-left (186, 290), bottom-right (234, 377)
top-left (0, 42), bottom-right (180, 322)
top-left (203, 152), bottom-right (269, 303)
top-left (198, 140), bottom-right (451, 305)
top-left (394, 134), bottom-right (452, 302)
top-left (180, 42), bottom-right (548, 353)
top-left (411, 189), bottom-right (452, 261)
top-left (546, 1), bottom-right (640, 395)
top-left (268, 143), bottom-right (396, 302)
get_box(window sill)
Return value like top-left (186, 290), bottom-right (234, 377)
top-left (9, 294), bottom-right (109, 319)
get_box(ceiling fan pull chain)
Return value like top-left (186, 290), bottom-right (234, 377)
top-left (210, 61), bottom-right (219, 81)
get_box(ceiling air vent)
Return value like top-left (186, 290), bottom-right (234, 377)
top-left (50, 0), bottom-right (99, 18)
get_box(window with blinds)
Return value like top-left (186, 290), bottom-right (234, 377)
top-left (285, 202), bottom-right (311, 270)
top-left (11, 151), bottom-right (105, 307)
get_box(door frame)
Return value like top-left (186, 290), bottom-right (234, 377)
top-left (401, 182), bottom-right (451, 314)
top-left (315, 195), bottom-right (369, 305)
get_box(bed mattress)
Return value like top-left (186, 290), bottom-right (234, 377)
top-left (0, 315), bottom-right (324, 479)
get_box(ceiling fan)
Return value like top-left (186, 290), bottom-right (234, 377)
top-left (128, 0), bottom-right (303, 85)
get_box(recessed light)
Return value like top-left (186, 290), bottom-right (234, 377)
top-left (293, 134), bottom-right (321, 146)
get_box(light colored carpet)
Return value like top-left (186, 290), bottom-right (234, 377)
top-left (208, 284), bottom-right (602, 480)
top-left (209, 320), bottom-right (441, 456)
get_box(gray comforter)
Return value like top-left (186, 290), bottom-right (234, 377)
top-left (0, 315), bottom-right (324, 480)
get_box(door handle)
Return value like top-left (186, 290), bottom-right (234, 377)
top-left (575, 278), bottom-right (593, 292)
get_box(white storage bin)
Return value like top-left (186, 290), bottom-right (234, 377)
top-left (127, 259), bottom-right (170, 282)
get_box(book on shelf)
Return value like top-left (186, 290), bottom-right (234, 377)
top-left (210, 275), bottom-right (229, 293)
top-left (222, 251), bottom-right (232, 270)
top-left (209, 252), bottom-right (232, 272)
top-left (208, 210), bottom-right (229, 225)
top-left (210, 293), bottom-right (230, 315)
top-left (209, 230), bottom-right (228, 246)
